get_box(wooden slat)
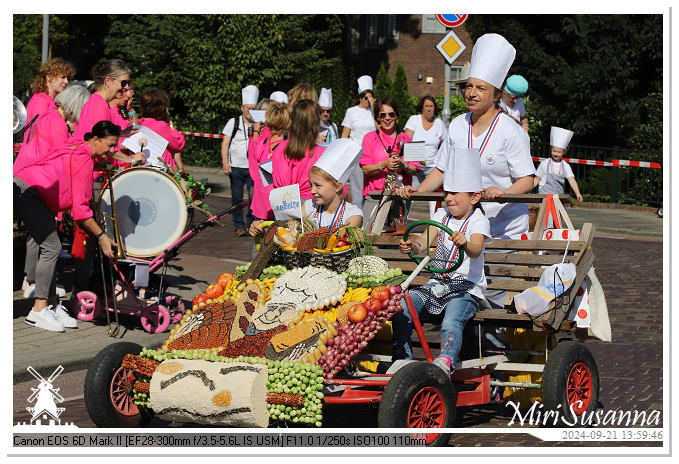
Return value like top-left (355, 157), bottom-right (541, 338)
top-left (486, 239), bottom-right (585, 251)
top-left (486, 279), bottom-right (534, 292)
top-left (485, 265), bottom-right (544, 279)
top-left (367, 191), bottom-right (572, 205)
top-left (484, 253), bottom-right (576, 265)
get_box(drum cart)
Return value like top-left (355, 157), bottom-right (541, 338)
top-left (71, 167), bottom-right (248, 337)
top-left (84, 194), bottom-right (605, 446)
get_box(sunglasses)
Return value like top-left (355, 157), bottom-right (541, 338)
top-left (113, 77), bottom-right (131, 89)
top-left (379, 112), bottom-right (396, 119)
top-left (320, 109), bottom-right (332, 114)
top-left (362, 96), bottom-right (371, 100)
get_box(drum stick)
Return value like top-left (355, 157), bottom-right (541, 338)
top-left (137, 138), bottom-right (148, 166)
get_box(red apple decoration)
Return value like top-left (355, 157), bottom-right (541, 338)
top-left (363, 297), bottom-right (381, 313)
top-left (217, 272), bottom-right (233, 289)
top-left (371, 286), bottom-right (390, 303)
top-left (205, 283), bottom-right (224, 300)
top-left (347, 303), bottom-right (368, 323)
top-left (192, 293), bottom-right (208, 307)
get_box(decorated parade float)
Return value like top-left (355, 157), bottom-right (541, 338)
top-left (84, 190), bottom-right (611, 446)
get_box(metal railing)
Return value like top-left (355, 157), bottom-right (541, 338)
top-left (531, 142), bottom-right (663, 207)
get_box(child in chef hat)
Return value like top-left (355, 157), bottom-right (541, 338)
top-left (394, 148), bottom-right (492, 375)
top-left (303, 138), bottom-right (364, 230)
top-left (534, 126), bottom-right (583, 202)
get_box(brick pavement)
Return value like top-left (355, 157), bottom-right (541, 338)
top-left (12, 168), bottom-right (664, 447)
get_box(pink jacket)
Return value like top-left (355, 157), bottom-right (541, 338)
top-left (75, 92), bottom-right (110, 140)
top-left (22, 92), bottom-right (56, 143)
top-left (14, 138), bottom-right (95, 221)
top-left (272, 141), bottom-right (325, 200)
top-left (138, 118), bottom-right (186, 169)
top-left (248, 127), bottom-right (279, 220)
top-left (360, 129), bottom-right (417, 195)
top-left (110, 108), bottom-right (131, 131)
top-left (13, 109), bottom-right (69, 176)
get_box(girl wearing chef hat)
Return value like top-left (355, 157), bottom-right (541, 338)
top-left (534, 126), bottom-right (583, 202)
top-left (396, 33), bottom-right (535, 309)
top-left (340, 75), bottom-right (378, 209)
top-left (393, 148), bottom-right (491, 375)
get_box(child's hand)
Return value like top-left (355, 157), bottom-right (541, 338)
top-left (399, 239), bottom-right (413, 254)
top-left (449, 231), bottom-right (467, 248)
top-left (249, 221), bottom-right (264, 237)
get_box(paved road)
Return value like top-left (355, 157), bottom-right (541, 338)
top-left (12, 169), bottom-right (664, 448)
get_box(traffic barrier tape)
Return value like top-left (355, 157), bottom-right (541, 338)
top-left (532, 156), bottom-right (660, 169)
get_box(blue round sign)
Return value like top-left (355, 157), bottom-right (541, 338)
top-left (436, 14), bottom-right (468, 28)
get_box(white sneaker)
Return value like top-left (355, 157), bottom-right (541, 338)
top-left (25, 307), bottom-right (65, 332)
top-left (53, 303), bottom-right (78, 328)
top-left (56, 285), bottom-right (66, 297)
top-left (23, 283), bottom-right (35, 299)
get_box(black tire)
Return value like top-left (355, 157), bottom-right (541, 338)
top-left (378, 362), bottom-right (456, 447)
top-left (542, 341), bottom-right (600, 427)
top-left (84, 342), bottom-right (154, 428)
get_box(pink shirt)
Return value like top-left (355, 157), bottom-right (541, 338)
top-left (139, 118), bottom-right (186, 168)
top-left (13, 109), bottom-right (69, 176)
top-left (110, 108), bottom-right (131, 131)
top-left (248, 127), bottom-right (280, 220)
top-left (14, 138), bottom-right (95, 221)
top-left (23, 92), bottom-right (56, 143)
top-left (272, 141), bottom-right (325, 200)
top-left (75, 92), bottom-right (110, 139)
top-left (360, 129), bottom-right (417, 195)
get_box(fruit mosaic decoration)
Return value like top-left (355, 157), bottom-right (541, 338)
top-left (343, 256), bottom-right (407, 288)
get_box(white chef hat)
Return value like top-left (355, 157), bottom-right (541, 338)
top-left (468, 33), bottom-right (516, 90)
top-left (357, 75), bottom-right (373, 94)
top-left (318, 88), bottom-right (333, 108)
top-left (313, 138), bottom-right (363, 184)
top-left (550, 126), bottom-right (574, 150)
top-left (443, 148), bottom-right (483, 193)
top-left (241, 85), bottom-right (259, 106)
top-left (269, 91), bottom-right (288, 104)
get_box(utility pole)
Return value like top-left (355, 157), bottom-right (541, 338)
top-left (41, 14), bottom-right (49, 64)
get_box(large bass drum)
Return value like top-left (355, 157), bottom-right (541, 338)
top-left (98, 167), bottom-right (190, 258)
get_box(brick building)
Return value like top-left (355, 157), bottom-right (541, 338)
top-left (347, 14), bottom-right (474, 98)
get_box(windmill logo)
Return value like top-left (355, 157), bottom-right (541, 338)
top-left (25, 365), bottom-right (66, 426)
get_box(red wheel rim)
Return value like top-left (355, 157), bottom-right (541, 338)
top-left (109, 366), bottom-right (140, 416)
top-left (407, 386), bottom-right (447, 445)
top-left (567, 362), bottom-right (593, 415)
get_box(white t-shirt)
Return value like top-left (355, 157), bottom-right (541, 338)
top-left (535, 158), bottom-right (575, 188)
top-left (303, 198), bottom-right (363, 231)
top-left (499, 97), bottom-right (526, 123)
top-left (404, 115), bottom-right (447, 167)
top-left (341, 106), bottom-right (376, 146)
top-left (430, 208), bottom-right (491, 300)
top-left (435, 111), bottom-right (535, 239)
top-left (222, 116), bottom-right (251, 169)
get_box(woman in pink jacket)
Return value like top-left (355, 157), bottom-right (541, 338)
top-left (14, 121), bottom-right (121, 333)
top-left (272, 100), bottom-right (325, 200)
top-left (75, 58), bottom-right (145, 166)
top-left (138, 88), bottom-right (186, 170)
top-left (248, 101), bottom-right (291, 221)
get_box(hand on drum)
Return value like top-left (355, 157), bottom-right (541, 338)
top-left (98, 235), bottom-right (118, 259)
top-left (131, 151), bottom-right (146, 165)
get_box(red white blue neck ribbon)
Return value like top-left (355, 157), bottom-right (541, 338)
top-left (317, 199), bottom-right (345, 233)
top-left (468, 109), bottom-right (502, 157)
top-left (439, 213), bottom-right (471, 276)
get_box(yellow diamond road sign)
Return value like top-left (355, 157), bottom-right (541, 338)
top-left (436, 29), bottom-right (466, 65)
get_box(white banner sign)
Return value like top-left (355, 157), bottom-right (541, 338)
top-left (269, 184), bottom-right (303, 221)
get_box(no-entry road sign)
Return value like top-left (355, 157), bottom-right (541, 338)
top-left (435, 14), bottom-right (468, 28)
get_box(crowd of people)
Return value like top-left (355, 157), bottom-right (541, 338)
top-left (14, 29), bottom-right (583, 384)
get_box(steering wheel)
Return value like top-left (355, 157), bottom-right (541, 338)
top-left (403, 219), bottom-right (464, 274)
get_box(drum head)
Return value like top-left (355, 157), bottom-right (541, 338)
top-left (99, 167), bottom-right (189, 258)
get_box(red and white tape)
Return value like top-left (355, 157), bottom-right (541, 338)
top-left (532, 156), bottom-right (660, 169)
top-left (179, 131), bottom-right (224, 139)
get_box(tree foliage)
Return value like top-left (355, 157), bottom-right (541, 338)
top-left (464, 14), bottom-right (662, 150)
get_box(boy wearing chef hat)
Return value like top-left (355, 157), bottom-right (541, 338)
top-left (318, 88), bottom-right (338, 143)
top-left (500, 74), bottom-right (529, 132)
top-left (394, 147), bottom-right (491, 375)
top-left (221, 84), bottom-right (259, 236)
top-left (534, 126), bottom-right (583, 202)
top-left (304, 138), bottom-right (364, 230)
